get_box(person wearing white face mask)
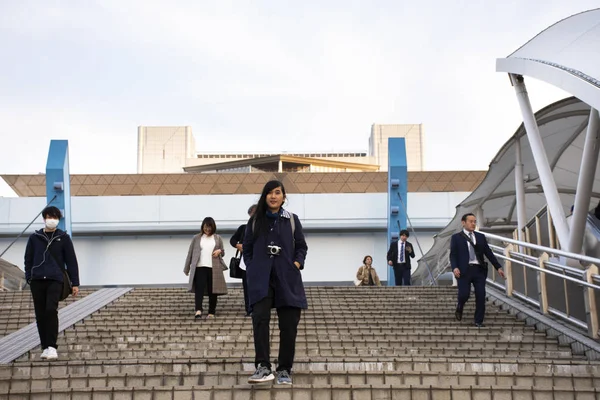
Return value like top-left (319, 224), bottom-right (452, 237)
top-left (24, 206), bottom-right (80, 360)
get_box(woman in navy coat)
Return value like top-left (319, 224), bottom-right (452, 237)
top-left (243, 180), bottom-right (308, 385)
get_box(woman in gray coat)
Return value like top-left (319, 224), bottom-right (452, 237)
top-left (184, 217), bottom-right (228, 319)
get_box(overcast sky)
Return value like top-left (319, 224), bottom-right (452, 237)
top-left (0, 1), bottom-right (597, 196)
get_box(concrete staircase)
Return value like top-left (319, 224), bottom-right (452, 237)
top-left (1, 286), bottom-right (599, 399)
top-left (0, 289), bottom-right (94, 337)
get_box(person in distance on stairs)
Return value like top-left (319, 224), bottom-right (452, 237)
top-left (243, 180), bottom-right (308, 385)
top-left (24, 206), bottom-right (80, 361)
top-left (450, 213), bottom-right (505, 328)
top-left (230, 204), bottom-right (257, 316)
top-left (184, 217), bottom-right (228, 320)
top-left (387, 230), bottom-right (415, 285)
top-left (355, 255), bottom-right (382, 286)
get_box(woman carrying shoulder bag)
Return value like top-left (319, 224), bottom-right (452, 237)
top-left (230, 204), bottom-right (257, 316)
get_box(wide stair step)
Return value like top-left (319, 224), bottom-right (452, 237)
top-left (1, 286), bottom-right (598, 399)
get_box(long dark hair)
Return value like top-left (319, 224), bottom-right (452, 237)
top-left (252, 180), bottom-right (286, 238)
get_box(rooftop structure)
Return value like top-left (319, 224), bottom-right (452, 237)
top-left (137, 124), bottom-right (425, 173)
top-left (1, 171), bottom-right (486, 197)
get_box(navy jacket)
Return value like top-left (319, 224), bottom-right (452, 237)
top-left (387, 240), bottom-right (416, 269)
top-left (449, 230), bottom-right (502, 274)
top-left (243, 208), bottom-right (308, 309)
top-left (24, 229), bottom-right (80, 286)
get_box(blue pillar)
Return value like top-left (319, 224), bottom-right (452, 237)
top-left (387, 138), bottom-right (407, 286)
top-left (46, 141), bottom-right (72, 234)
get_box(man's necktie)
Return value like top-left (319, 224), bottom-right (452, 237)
top-left (468, 232), bottom-right (476, 263)
top-left (400, 242), bottom-right (405, 263)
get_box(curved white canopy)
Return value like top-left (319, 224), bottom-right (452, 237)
top-left (496, 8), bottom-right (600, 110)
top-left (414, 97), bottom-right (599, 284)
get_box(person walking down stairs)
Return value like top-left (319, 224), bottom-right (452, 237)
top-left (183, 217), bottom-right (228, 320)
top-left (355, 255), bottom-right (382, 286)
top-left (450, 213), bottom-right (505, 328)
top-left (24, 206), bottom-right (80, 361)
top-left (229, 204), bottom-right (257, 316)
top-left (387, 230), bottom-right (415, 286)
top-left (243, 180), bottom-right (308, 385)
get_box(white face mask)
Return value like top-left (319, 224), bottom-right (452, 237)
top-left (45, 219), bottom-right (59, 230)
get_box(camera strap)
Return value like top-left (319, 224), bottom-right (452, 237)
top-left (252, 213), bottom-right (296, 251)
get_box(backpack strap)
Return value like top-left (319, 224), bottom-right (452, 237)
top-left (252, 212), bottom-right (296, 251)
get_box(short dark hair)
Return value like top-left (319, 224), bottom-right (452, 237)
top-left (461, 213), bottom-right (476, 222)
top-left (400, 229), bottom-right (409, 237)
top-left (247, 204), bottom-right (257, 215)
top-left (42, 206), bottom-right (62, 219)
top-left (201, 217), bottom-right (217, 235)
top-left (363, 255), bottom-right (372, 264)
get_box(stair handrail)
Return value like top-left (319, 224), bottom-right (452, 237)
top-left (482, 231), bottom-right (600, 266)
top-left (0, 195), bottom-right (58, 260)
top-left (481, 231), bottom-right (600, 340)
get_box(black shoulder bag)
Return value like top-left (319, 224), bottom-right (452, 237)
top-left (460, 232), bottom-right (488, 268)
top-left (48, 251), bottom-right (72, 301)
top-left (229, 250), bottom-right (243, 279)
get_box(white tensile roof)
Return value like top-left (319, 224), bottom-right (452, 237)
top-left (496, 8), bottom-right (600, 110)
top-left (414, 97), bottom-right (599, 284)
top-left (416, 10), bottom-right (600, 284)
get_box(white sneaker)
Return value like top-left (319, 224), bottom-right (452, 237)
top-left (45, 347), bottom-right (58, 360)
top-left (40, 348), bottom-right (49, 360)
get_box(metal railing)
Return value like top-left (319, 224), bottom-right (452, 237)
top-left (0, 259), bottom-right (25, 291)
top-left (482, 231), bottom-right (600, 339)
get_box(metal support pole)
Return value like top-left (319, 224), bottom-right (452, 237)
top-left (568, 108), bottom-right (600, 254)
top-left (475, 207), bottom-right (484, 229)
top-left (515, 137), bottom-right (527, 250)
top-left (509, 75), bottom-right (570, 248)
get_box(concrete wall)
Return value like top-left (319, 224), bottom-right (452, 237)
top-left (0, 231), bottom-right (436, 286)
top-left (0, 192), bottom-right (464, 286)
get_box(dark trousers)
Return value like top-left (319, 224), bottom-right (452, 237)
top-left (393, 264), bottom-right (411, 286)
top-left (194, 267), bottom-right (217, 314)
top-left (457, 264), bottom-right (488, 324)
top-left (240, 270), bottom-right (250, 314)
top-left (252, 286), bottom-right (301, 372)
top-left (30, 280), bottom-right (62, 349)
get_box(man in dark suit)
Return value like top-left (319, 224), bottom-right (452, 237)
top-left (450, 213), bottom-right (505, 327)
top-left (387, 229), bottom-right (416, 286)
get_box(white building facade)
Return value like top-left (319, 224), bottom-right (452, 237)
top-left (369, 124), bottom-right (425, 172)
top-left (137, 124), bottom-right (424, 173)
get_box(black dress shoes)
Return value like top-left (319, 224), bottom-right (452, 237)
top-left (455, 308), bottom-right (463, 321)
top-left (474, 322), bottom-right (485, 328)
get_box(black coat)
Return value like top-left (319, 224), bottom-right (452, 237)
top-left (24, 228), bottom-right (80, 286)
top-left (243, 208), bottom-right (308, 309)
top-left (230, 224), bottom-right (245, 249)
top-left (387, 240), bottom-right (416, 269)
